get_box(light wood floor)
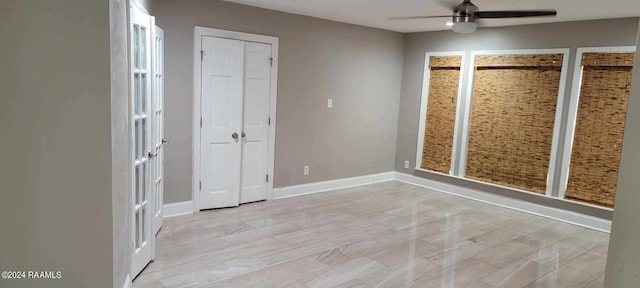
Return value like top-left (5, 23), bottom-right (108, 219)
top-left (134, 181), bottom-right (609, 288)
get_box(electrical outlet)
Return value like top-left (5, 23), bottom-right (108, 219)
top-left (327, 99), bottom-right (333, 108)
top-left (304, 166), bottom-right (310, 175)
top-left (404, 160), bottom-right (410, 169)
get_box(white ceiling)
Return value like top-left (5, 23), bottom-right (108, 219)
top-left (223, 0), bottom-right (640, 33)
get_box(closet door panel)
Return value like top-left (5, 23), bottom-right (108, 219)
top-left (241, 42), bottom-right (272, 204)
top-left (199, 36), bottom-right (244, 210)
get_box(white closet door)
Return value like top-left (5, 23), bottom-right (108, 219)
top-left (151, 26), bottom-right (164, 236)
top-left (130, 4), bottom-right (153, 278)
top-left (241, 42), bottom-right (272, 204)
top-left (200, 36), bottom-right (244, 210)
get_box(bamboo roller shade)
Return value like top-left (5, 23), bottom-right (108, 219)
top-left (421, 56), bottom-right (462, 173)
top-left (466, 54), bottom-right (563, 194)
top-left (565, 52), bottom-right (635, 208)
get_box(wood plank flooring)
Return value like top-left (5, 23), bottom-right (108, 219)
top-left (133, 181), bottom-right (609, 288)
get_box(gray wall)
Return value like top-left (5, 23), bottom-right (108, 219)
top-left (0, 1), bottom-right (114, 288)
top-left (605, 20), bottom-right (640, 288)
top-left (111, 0), bottom-right (131, 288)
top-left (395, 18), bottom-right (640, 219)
top-left (136, 0), bottom-right (153, 13)
top-left (153, 0), bottom-right (405, 203)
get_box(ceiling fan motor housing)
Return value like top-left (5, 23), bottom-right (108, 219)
top-left (453, 0), bottom-right (479, 33)
top-left (453, 0), bottom-right (479, 24)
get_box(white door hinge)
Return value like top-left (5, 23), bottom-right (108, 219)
top-left (269, 57), bottom-right (273, 67)
top-left (201, 50), bottom-right (205, 61)
top-left (199, 181), bottom-right (202, 190)
top-left (266, 174), bottom-right (269, 182)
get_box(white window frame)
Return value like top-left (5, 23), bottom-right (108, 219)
top-left (415, 51), bottom-right (467, 176)
top-left (459, 49), bottom-right (571, 197)
top-left (557, 46), bottom-right (636, 209)
top-left (192, 26), bottom-right (279, 213)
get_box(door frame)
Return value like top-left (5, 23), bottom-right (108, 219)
top-left (192, 26), bottom-right (279, 213)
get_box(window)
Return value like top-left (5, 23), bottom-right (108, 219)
top-left (464, 53), bottom-right (566, 194)
top-left (562, 49), bottom-right (635, 207)
top-left (418, 55), bottom-right (464, 174)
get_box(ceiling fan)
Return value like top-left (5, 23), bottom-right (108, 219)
top-left (390, 0), bottom-right (557, 33)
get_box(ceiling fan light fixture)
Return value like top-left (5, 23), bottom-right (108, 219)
top-left (453, 21), bottom-right (477, 33)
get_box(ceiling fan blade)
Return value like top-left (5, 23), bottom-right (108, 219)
top-left (475, 10), bottom-right (557, 19)
top-left (389, 15), bottom-right (452, 20)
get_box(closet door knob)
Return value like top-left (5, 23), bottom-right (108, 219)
top-left (241, 132), bottom-right (246, 138)
top-left (232, 132), bottom-right (239, 140)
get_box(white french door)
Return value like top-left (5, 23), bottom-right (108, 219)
top-left (151, 26), bottom-right (165, 236)
top-left (200, 36), bottom-right (245, 209)
top-left (130, 5), bottom-right (153, 278)
top-left (199, 36), bottom-right (272, 210)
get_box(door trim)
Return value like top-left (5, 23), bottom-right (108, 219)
top-left (192, 26), bottom-right (279, 213)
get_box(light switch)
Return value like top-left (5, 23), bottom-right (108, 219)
top-left (327, 99), bottom-right (333, 108)
top-left (404, 161), bottom-right (410, 169)
top-left (304, 166), bottom-right (310, 175)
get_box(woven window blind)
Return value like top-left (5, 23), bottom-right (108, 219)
top-left (465, 54), bottom-right (564, 193)
top-left (565, 52), bottom-right (635, 207)
top-left (421, 55), bottom-right (462, 173)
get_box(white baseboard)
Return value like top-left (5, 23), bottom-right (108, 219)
top-left (163, 201), bottom-right (194, 218)
top-left (123, 274), bottom-right (132, 288)
top-left (180, 171), bottom-right (610, 232)
top-left (393, 172), bottom-right (611, 233)
top-left (273, 172), bottom-right (395, 199)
